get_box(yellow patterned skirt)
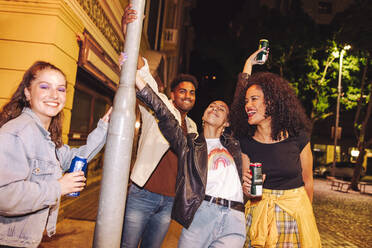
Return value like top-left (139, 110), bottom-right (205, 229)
top-left (244, 187), bottom-right (321, 248)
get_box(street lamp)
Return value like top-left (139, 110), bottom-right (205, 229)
top-left (331, 45), bottom-right (351, 176)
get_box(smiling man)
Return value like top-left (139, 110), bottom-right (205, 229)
top-left (121, 57), bottom-right (199, 248)
top-left (120, 5), bottom-right (199, 247)
top-left (170, 79), bottom-right (196, 116)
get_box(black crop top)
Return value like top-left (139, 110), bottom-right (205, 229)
top-left (239, 132), bottom-right (309, 190)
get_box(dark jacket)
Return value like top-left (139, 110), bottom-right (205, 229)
top-left (137, 85), bottom-right (243, 228)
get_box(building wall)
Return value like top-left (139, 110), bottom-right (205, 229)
top-left (0, 0), bottom-right (127, 193)
top-left (0, 0), bottom-right (194, 226)
top-left (0, 0), bottom-right (85, 141)
top-left (0, 0), bottom-right (193, 189)
top-left (0, 0), bottom-right (133, 138)
top-left (0, 0), bottom-right (194, 179)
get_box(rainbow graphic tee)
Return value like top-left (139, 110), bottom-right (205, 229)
top-left (205, 138), bottom-right (243, 203)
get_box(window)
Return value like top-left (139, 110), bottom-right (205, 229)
top-left (318, 1), bottom-right (332, 14)
top-left (68, 68), bottom-right (113, 146)
top-left (69, 89), bottom-right (91, 134)
top-left (147, 0), bottom-right (164, 50)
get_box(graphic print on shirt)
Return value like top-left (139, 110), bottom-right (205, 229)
top-left (208, 147), bottom-right (235, 171)
top-left (205, 138), bottom-right (243, 202)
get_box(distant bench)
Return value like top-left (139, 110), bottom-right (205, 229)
top-left (359, 182), bottom-right (372, 194)
top-left (327, 177), bottom-right (351, 193)
top-left (327, 176), bottom-right (372, 194)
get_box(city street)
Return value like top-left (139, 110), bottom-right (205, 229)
top-left (2, 1), bottom-right (372, 248)
top-left (40, 178), bottom-right (372, 248)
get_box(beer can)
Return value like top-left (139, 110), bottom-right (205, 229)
top-left (250, 162), bottom-right (263, 196)
top-left (66, 156), bottom-right (87, 197)
top-left (256, 39), bottom-right (269, 64)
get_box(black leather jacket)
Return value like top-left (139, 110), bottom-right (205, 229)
top-left (137, 85), bottom-right (243, 228)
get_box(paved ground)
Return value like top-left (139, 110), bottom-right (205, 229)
top-left (40, 178), bottom-right (372, 247)
top-left (312, 179), bottom-right (372, 248)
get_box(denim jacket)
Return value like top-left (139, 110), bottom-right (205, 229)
top-left (0, 108), bottom-right (108, 247)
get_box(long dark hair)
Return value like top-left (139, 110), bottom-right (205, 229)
top-left (0, 61), bottom-right (66, 148)
top-left (230, 72), bottom-right (312, 140)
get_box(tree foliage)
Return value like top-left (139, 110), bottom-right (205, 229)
top-left (331, 0), bottom-right (372, 189)
top-left (300, 41), bottom-right (364, 122)
top-left (229, 1), bottom-right (366, 125)
top-left (190, 0), bottom-right (371, 134)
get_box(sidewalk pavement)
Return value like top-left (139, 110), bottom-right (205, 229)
top-left (312, 179), bottom-right (372, 247)
top-left (39, 182), bottom-right (182, 248)
top-left (39, 178), bottom-right (372, 248)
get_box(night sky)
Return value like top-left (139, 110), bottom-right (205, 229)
top-left (187, 0), bottom-right (267, 128)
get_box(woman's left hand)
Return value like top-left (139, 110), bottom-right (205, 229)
top-left (243, 170), bottom-right (266, 198)
top-left (243, 48), bottom-right (270, 74)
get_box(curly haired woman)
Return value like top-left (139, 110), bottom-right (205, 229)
top-left (230, 51), bottom-right (321, 247)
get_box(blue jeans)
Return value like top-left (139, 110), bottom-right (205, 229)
top-left (121, 184), bottom-right (174, 248)
top-left (178, 200), bottom-right (246, 248)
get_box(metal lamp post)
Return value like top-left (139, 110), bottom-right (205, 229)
top-left (92, 0), bottom-right (146, 247)
top-left (331, 45), bottom-right (351, 176)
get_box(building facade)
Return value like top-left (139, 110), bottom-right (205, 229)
top-left (0, 0), bottom-right (195, 216)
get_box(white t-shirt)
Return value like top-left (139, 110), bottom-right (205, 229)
top-left (205, 138), bottom-right (243, 203)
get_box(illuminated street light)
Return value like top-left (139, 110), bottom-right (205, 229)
top-left (331, 44), bottom-right (351, 176)
top-left (351, 149), bottom-right (360, 157)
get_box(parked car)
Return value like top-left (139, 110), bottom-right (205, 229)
top-left (314, 162), bottom-right (366, 180)
top-left (313, 163), bottom-right (328, 177)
